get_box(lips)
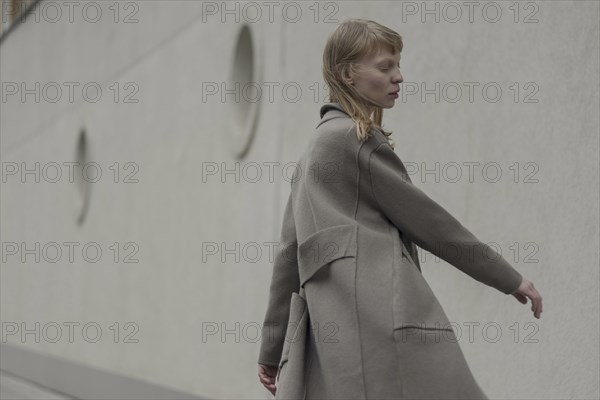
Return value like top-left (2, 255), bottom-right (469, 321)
top-left (389, 90), bottom-right (399, 95)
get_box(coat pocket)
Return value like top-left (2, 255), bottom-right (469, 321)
top-left (297, 223), bottom-right (358, 288)
top-left (398, 231), bottom-right (420, 271)
top-left (391, 228), bottom-right (452, 332)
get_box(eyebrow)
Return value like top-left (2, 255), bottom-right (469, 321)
top-left (376, 56), bottom-right (401, 64)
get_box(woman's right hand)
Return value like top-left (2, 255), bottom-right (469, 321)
top-left (511, 278), bottom-right (543, 318)
top-left (258, 364), bottom-right (278, 396)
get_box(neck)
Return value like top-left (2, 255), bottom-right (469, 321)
top-left (360, 102), bottom-right (375, 118)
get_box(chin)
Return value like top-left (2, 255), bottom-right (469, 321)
top-left (368, 99), bottom-right (395, 111)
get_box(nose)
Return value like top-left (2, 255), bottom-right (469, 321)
top-left (393, 70), bottom-right (403, 84)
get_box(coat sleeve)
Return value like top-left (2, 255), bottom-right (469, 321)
top-left (257, 190), bottom-right (301, 366)
top-left (368, 142), bottom-right (523, 295)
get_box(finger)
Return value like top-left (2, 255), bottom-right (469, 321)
top-left (266, 383), bottom-right (276, 395)
top-left (259, 374), bottom-right (275, 386)
top-left (513, 293), bottom-right (527, 304)
top-left (259, 370), bottom-right (272, 380)
top-left (530, 293), bottom-right (542, 318)
top-left (258, 369), bottom-right (269, 380)
top-left (533, 289), bottom-right (543, 314)
top-left (262, 382), bottom-right (276, 393)
top-left (259, 367), bottom-right (276, 380)
top-left (530, 287), bottom-right (541, 308)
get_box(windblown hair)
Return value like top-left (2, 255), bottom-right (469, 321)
top-left (322, 18), bottom-right (403, 149)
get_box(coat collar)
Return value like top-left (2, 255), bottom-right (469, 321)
top-left (317, 102), bottom-right (388, 143)
top-left (317, 102), bottom-right (351, 128)
top-left (319, 102), bottom-right (349, 118)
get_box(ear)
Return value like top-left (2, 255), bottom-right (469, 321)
top-left (343, 74), bottom-right (354, 86)
top-left (341, 66), bottom-right (354, 86)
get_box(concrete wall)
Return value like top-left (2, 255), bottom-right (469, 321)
top-left (1, 1), bottom-right (598, 399)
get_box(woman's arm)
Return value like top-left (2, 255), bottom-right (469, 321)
top-left (257, 190), bottom-right (301, 366)
top-left (368, 142), bottom-right (523, 295)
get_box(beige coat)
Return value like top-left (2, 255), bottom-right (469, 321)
top-left (258, 102), bottom-right (523, 399)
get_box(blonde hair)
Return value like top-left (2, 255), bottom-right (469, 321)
top-left (322, 18), bottom-right (403, 149)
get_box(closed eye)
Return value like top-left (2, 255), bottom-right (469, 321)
top-left (380, 64), bottom-right (400, 72)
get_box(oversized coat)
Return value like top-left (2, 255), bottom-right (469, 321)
top-left (257, 102), bottom-right (523, 400)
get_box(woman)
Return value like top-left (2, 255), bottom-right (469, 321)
top-left (257, 18), bottom-right (542, 399)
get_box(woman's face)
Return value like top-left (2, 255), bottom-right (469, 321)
top-left (347, 47), bottom-right (403, 114)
